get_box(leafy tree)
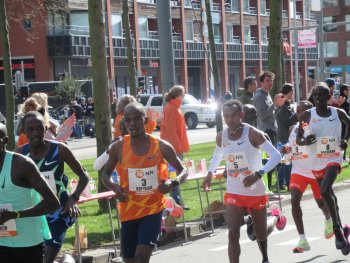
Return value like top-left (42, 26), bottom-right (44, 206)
top-left (56, 77), bottom-right (83, 104)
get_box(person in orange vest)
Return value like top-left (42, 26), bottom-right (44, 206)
top-left (160, 85), bottom-right (189, 209)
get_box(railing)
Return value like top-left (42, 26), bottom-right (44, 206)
top-left (227, 35), bottom-right (240, 44)
top-left (296, 12), bottom-right (302, 19)
top-left (48, 25), bottom-right (90, 36)
top-left (193, 33), bottom-right (202, 42)
top-left (249, 6), bottom-right (257, 15)
top-left (148, 30), bottom-right (158, 39)
top-left (250, 36), bottom-right (258, 44)
top-left (191, 0), bottom-right (201, 9)
top-left (212, 2), bottom-right (221, 12)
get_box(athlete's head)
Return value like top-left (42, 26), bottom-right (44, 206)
top-left (119, 117), bottom-right (129, 137)
top-left (123, 102), bottom-right (147, 137)
top-left (0, 123), bottom-right (8, 154)
top-left (296, 100), bottom-right (313, 121)
top-left (22, 111), bottom-right (46, 146)
top-left (222, 100), bottom-right (244, 130)
top-left (312, 82), bottom-right (331, 108)
top-left (242, 104), bottom-right (257, 127)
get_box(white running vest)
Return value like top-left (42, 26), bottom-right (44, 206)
top-left (308, 107), bottom-right (343, 171)
top-left (289, 124), bottom-right (314, 178)
top-left (222, 124), bottom-right (265, 196)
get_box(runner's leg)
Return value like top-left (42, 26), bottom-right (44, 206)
top-left (226, 205), bottom-right (245, 263)
top-left (250, 208), bottom-right (268, 263)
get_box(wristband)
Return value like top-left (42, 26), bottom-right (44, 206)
top-left (14, 211), bottom-right (21, 219)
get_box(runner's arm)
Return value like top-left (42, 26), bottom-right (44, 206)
top-left (296, 110), bottom-right (314, 146)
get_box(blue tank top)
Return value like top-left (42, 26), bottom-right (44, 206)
top-left (22, 141), bottom-right (74, 227)
top-left (0, 151), bottom-right (43, 247)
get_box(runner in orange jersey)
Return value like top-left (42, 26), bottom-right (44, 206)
top-left (102, 102), bottom-right (188, 263)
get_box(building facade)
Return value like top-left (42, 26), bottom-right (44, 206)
top-left (0, 0), bottom-right (319, 100)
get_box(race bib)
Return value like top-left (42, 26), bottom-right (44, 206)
top-left (225, 152), bottom-right (251, 178)
top-left (128, 166), bottom-right (158, 195)
top-left (316, 136), bottom-right (340, 158)
top-left (291, 140), bottom-right (308, 160)
top-left (41, 171), bottom-right (57, 195)
top-left (0, 204), bottom-right (17, 237)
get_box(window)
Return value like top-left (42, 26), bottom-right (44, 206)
top-left (243, 0), bottom-right (249, 13)
top-left (347, 41), bottom-right (350, 57)
top-left (111, 13), bottom-right (122, 37)
top-left (138, 17), bottom-right (148, 39)
top-left (213, 24), bottom-right (221, 43)
top-left (346, 15), bottom-right (350, 32)
top-left (244, 25), bottom-right (251, 43)
top-left (48, 13), bottom-right (67, 34)
top-left (23, 19), bottom-right (32, 30)
top-left (139, 96), bottom-right (149, 106)
top-left (184, 0), bottom-right (191, 7)
top-left (231, 0), bottom-right (239, 11)
top-left (323, 0), bottom-right (338, 7)
top-left (186, 21), bottom-right (194, 41)
top-left (323, 16), bottom-right (337, 32)
top-left (70, 12), bottom-right (89, 27)
top-left (324, 41), bottom-right (338, 57)
top-left (260, 0), bottom-right (266, 14)
top-left (261, 26), bottom-right (267, 44)
top-left (304, 0), bottom-right (310, 19)
top-left (346, 0), bottom-right (350, 5)
top-left (151, 97), bottom-right (163, 106)
top-left (226, 25), bottom-right (233, 43)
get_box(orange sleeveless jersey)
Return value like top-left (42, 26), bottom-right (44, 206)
top-left (117, 134), bottom-right (168, 222)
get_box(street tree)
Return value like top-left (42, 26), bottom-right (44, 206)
top-left (123, 0), bottom-right (137, 96)
top-left (56, 77), bottom-right (83, 104)
top-left (0, 0), bottom-right (15, 150)
top-left (88, 0), bottom-right (112, 211)
top-left (205, 0), bottom-right (223, 132)
top-left (268, 0), bottom-right (283, 97)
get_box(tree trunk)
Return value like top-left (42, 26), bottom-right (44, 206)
top-left (88, 0), bottom-right (112, 212)
top-left (0, 0), bottom-right (15, 150)
top-left (205, 0), bottom-right (223, 132)
top-left (268, 0), bottom-right (283, 97)
top-left (123, 0), bottom-right (136, 96)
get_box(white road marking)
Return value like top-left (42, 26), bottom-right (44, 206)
top-left (209, 225), bottom-right (296, 252)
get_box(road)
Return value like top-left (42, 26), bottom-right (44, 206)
top-left (67, 124), bottom-right (218, 160)
top-left (150, 188), bottom-right (350, 263)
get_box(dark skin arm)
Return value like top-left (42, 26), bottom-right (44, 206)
top-left (337, 108), bottom-right (350, 150)
top-left (101, 140), bottom-right (129, 202)
top-left (0, 154), bottom-right (60, 224)
top-left (59, 143), bottom-right (89, 216)
top-left (158, 139), bottom-right (188, 194)
top-left (296, 110), bottom-right (317, 146)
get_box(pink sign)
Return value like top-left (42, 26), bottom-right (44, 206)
top-left (298, 29), bottom-right (317, 48)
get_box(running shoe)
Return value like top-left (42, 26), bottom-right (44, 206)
top-left (246, 216), bottom-right (256, 241)
top-left (324, 219), bottom-right (334, 239)
top-left (293, 239), bottom-right (310, 253)
top-left (341, 225), bottom-right (350, 256)
top-left (334, 227), bottom-right (347, 250)
top-left (270, 204), bottom-right (287, 231)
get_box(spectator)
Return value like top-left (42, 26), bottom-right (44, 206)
top-left (111, 96), bottom-right (117, 122)
top-left (85, 97), bottom-right (95, 125)
top-left (253, 71), bottom-right (285, 190)
top-left (276, 83), bottom-right (298, 191)
top-left (160, 85), bottom-right (189, 209)
top-left (69, 101), bottom-right (84, 139)
top-left (238, 76), bottom-right (257, 105)
top-left (339, 84), bottom-right (350, 162)
top-left (224, 91), bottom-right (233, 101)
top-left (80, 97), bottom-right (87, 115)
top-left (325, 78), bottom-right (345, 107)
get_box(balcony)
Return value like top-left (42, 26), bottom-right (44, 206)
top-left (48, 25), bottom-right (90, 36)
top-left (227, 43), bottom-right (242, 60)
top-left (245, 44), bottom-right (260, 60)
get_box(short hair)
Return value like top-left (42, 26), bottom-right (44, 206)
top-left (164, 85), bottom-right (185, 102)
top-left (116, 95), bottom-right (136, 114)
top-left (124, 102), bottom-right (146, 117)
top-left (222, 99), bottom-right (243, 112)
top-left (325, 78), bottom-right (335, 88)
top-left (259, 71), bottom-right (275, 83)
top-left (298, 100), bottom-right (313, 110)
top-left (280, 83), bottom-right (293, 95)
top-left (314, 82), bottom-right (330, 95)
top-left (22, 111), bottom-right (45, 128)
top-left (243, 76), bottom-right (256, 90)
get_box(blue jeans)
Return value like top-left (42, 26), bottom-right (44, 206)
top-left (170, 153), bottom-right (183, 205)
top-left (73, 120), bottom-right (83, 139)
top-left (278, 164), bottom-right (292, 188)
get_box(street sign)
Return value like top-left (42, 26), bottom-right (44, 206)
top-left (298, 28), bottom-right (317, 48)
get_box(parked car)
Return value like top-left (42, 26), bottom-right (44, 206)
top-left (138, 94), bottom-right (216, 129)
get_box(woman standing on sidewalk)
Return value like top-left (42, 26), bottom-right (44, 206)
top-left (160, 85), bottom-right (189, 209)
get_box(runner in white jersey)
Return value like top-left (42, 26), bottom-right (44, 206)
top-left (297, 83), bottom-right (350, 255)
top-left (203, 100), bottom-right (282, 263)
top-left (285, 101), bottom-right (332, 253)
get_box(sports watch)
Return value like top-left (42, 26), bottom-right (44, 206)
top-left (257, 169), bottom-right (265, 179)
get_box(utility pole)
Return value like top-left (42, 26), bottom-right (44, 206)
top-left (157, 0), bottom-right (175, 92)
top-left (318, 2), bottom-right (325, 81)
top-left (292, 0), bottom-right (300, 102)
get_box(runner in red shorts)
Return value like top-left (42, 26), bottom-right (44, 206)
top-left (297, 83), bottom-right (350, 255)
top-left (286, 100), bottom-right (332, 253)
top-left (203, 100), bottom-right (283, 263)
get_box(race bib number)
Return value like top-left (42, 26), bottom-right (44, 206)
top-left (41, 171), bottom-right (57, 195)
top-left (128, 166), bottom-right (158, 195)
top-left (225, 152), bottom-right (251, 177)
top-left (291, 140), bottom-right (308, 160)
top-left (316, 137), bottom-right (340, 158)
top-left (0, 204), bottom-right (17, 237)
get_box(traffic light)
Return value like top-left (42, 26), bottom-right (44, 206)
top-left (307, 68), bottom-right (315, 80)
top-left (138, 76), bottom-right (145, 88)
